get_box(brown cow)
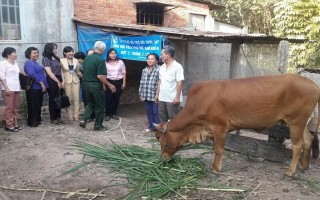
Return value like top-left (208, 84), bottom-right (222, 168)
top-left (154, 74), bottom-right (320, 177)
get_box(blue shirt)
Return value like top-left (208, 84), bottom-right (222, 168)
top-left (24, 59), bottom-right (49, 89)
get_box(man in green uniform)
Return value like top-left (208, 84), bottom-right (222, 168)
top-left (79, 41), bottom-right (116, 131)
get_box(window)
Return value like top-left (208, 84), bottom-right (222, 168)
top-left (136, 3), bottom-right (164, 26)
top-left (189, 14), bottom-right (205, 31)
top-left (0, 0), bottom-right (21, 40)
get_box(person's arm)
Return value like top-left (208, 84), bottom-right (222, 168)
top-left (121, 60), bottom-right (126, 89)
top-left (173, 65), bottom-right (184, 104)
top-left (155, 80), bottom-right (160, 103)
top-left (139, 69), bottom-right (144, 101)
top-left (97, 59), bottom-right (116, 92)
top-left (0, 63), bottom-right (10, 92)
top-left (60, 60), bottom-right (65, 89)
top-left (97, 75), bottom-right (116, 92)
top-left (173, 81), bottom-right (183, 105)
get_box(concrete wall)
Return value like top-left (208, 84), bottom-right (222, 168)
top-left (214, 21), bottom-right (243, 33)
top-left (0, 0), bottom-right (77, 68)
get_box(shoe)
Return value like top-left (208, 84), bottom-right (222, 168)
top-left (111, 115), bottom-right (119, 120)
top-left (145, 129), bottom-right (151, 133)
top-left (15, 126), bottom-right (22, 130)
top-left (94, 125), bottom-right (108, 131)
top-left (79, 120), bottom-right (86, 128)
top-left (57, 119), bottom-right (64, 124)
top-left (51, 120), bottom-right (60, 125)
top-left (105, 116), bottom-right (111, 121)
top-left (5, 127), bottom-right (18, 132)
top-left (87, 118), bottom-right (94, 123)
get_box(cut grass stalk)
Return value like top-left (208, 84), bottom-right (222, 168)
top-left (65, 141), bottom-right (209, 199)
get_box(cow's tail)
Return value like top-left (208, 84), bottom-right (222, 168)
top-left (311, 96), bottom-right (320, 159)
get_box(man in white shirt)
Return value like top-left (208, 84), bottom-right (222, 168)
top-left (156, 45), bottom-right (184, 122)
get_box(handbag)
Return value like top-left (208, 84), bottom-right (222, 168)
top-left (54, 90), bottom-right (70, 110)
top-left (19, 73), bottom-right (34, 91)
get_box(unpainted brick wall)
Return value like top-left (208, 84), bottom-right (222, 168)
top-left (73, 0), bottom-right (209, 28)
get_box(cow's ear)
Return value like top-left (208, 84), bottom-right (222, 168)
top-left (153, 123), bottom-right (167, 133)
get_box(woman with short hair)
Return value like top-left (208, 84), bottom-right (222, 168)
top-left (139, 53), bottom-right (161, 132)
top-left (0, 47), bottom-right (21, 132)
top-left (60, 46), bottom-right (82, 121)
top-left (24, 47), bottom-right (48, 127)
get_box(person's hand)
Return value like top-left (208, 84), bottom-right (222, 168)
top-left (57, 81), bottom-right (62, 89)
top-left (154, 95), bottom-right (159, 103)
top-left (4, 89), bottom-right (11, 96)
top-left (61, 81), bottom-right (65, 89)
top-left (41, 84), bottom-right (46, 93)
top-left (173, 97), bottom-right (180, 105)
top-left (108, 84), bottom-right (116, 93)
top-left (102, 84), bottom-right (106, 91)
top-left (140, 96), bottom-right (145, 101)
top-left (122, 83), bottom-right (126, 90)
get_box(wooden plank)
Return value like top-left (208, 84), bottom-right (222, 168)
top-left (225, 133), bottom-right (291, 163)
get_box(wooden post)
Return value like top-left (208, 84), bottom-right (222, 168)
top-left (229, 42), bottom-right (241, 79)
top-left (277, 40), bottom-right (289, 74)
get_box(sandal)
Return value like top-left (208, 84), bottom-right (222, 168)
top-left (15, 126), bottom-right (23, 130)
top-left (57, 119), bottom-right (64, 124)
top-left (51, 120), bottom-right (60, 125)
top-left (5, 127), bottom-right (18, 132)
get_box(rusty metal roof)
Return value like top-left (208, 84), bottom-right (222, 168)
top-left (74, 18), bottom-right (305, 44)
top-left (188, 0), bottom-right (224, 9)
top-left (133, 0), bottom-right (178, 6)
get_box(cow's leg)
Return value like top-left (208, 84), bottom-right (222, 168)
top-left (211, 127), bottom-right (227, 172)
top-left (286, 124), bottom-right (305, 176)
top-left (299, 127), bottom-right (314, 172)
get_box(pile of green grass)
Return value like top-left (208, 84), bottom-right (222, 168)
top-left (64, 141), bottom-right (209, 199)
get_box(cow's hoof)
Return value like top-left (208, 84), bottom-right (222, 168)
top-left (284, 170), bottom-right (294, 177)
top-left (281, 174), bottom-right (293, 181)
top-left (298, 164), bottom-right (308, 172)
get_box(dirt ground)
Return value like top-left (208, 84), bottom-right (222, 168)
top-left (0, 103), bottom-right (320, 200)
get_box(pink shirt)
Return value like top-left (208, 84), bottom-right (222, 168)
top-left (0, 60), bottom-right (21, 91)
top-left (105, 60), bottom-right (126, 80)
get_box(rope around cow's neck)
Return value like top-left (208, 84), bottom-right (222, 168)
top-left (161, 122), bottom-right (177, 154)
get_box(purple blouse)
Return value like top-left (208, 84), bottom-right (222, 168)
top-left (42, 57), bottom-right (62, 75)
top-left (24, 60), bottom-right (49, 89)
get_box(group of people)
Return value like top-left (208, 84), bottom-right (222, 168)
top-left (0, 41), bottom-right (184, 132)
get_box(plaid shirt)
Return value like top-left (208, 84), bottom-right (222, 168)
top-left (139, 65), bottom-right (160, 101)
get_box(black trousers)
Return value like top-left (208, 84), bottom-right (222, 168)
top-left (47, 75), bottom-right (63, 120)
top-left (26, 89), bottom-right (44, 126)
top-left (105, 79), bottom-right (123, 116)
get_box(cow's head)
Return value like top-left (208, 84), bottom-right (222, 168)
top-left (153, 122), bottom-right (182, 160)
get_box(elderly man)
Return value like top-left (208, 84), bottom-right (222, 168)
top-left (156, 45), bottom-right (184, 122)
top-left (79, 41), bottom-right (115, 131)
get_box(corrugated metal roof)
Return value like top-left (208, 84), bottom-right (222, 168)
top-left (133, 0), bottom-right (178, 6)
top-left (73, 18), bottom-right (305, 44)
top-left (188, 0), bottom-right (224, 9)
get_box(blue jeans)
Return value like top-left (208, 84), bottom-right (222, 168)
top-left (144, 100), bottom-right (160, 130)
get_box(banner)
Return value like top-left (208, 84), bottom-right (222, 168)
top-left (77, 24), bottom-right (163, 61)
top-left (111, 35), bottom-right (162, 61)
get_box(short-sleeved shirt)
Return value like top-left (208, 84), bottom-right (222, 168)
top-left (83, 52), bottom-right (107, 82)
top-left (42, 57), bottom-right (62, 75)
top-left (139, 65), bottom-right (160, 101)
top-left (106, 60), bottom-right (126, 80)
top-left (158, 60), bottom-right (184, 102)
top-left (0, 60), bottom-right (21, 91)
top-left (24, 59), bottom-right (49, 89)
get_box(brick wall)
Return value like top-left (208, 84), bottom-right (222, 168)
top-left (73, 0), bottom-right (209, 28)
